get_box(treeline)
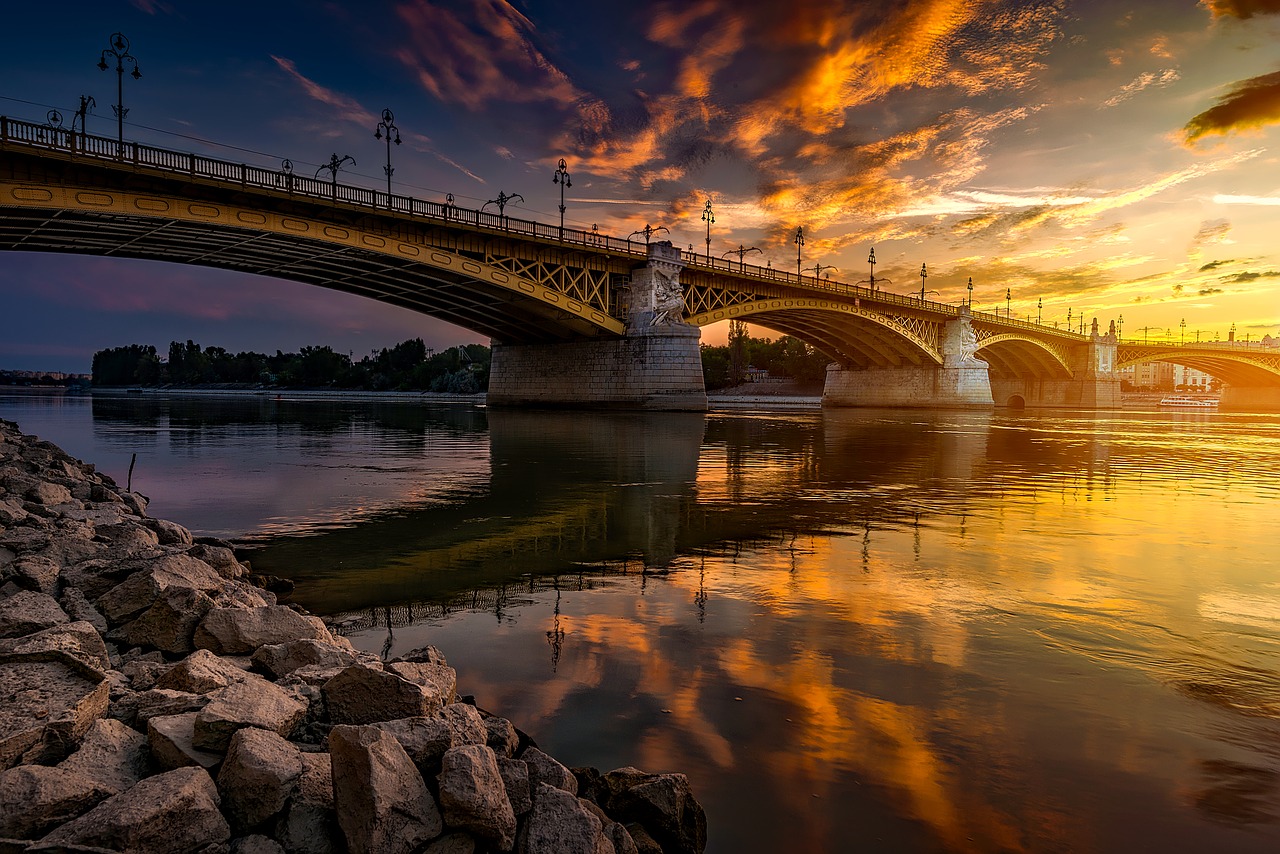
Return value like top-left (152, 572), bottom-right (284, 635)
top-left (91, 339), bottom-right (491, 392)
top-left (700, 322), bottom-right (830, 390)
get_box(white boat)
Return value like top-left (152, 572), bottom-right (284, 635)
top-left (1159, 395), bottom-right (1218, 408)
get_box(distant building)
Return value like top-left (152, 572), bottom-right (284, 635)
top-left (1117, 361), bottom-right (1216, 392)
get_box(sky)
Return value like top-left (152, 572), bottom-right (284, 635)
top-left (2, 0), bottom-right (1279, 372)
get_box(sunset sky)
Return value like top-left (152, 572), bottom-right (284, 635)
top-left (2, 0), bottom-right (1279, 372)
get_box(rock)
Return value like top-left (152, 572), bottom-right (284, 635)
top-left (424, 833), bottom-right (479, 854)
top-left (0, 651), bottom-right (109, 770)
top-left (217, 728), bottom-right (305, 833)
top-left (522, 747), bottom-right (578, 796)
top-left (148, 712), bottom-right (223, 772)
top-left (0, 621), bottom-right (110, 671)
top-left (126, 687), bottom-right (209, 725)
top-left (273, 751), bottom-right (337, 854)
top-left (324, 665), bottom-right (443, 726)
top-left (25, 481), bottom-right (72, 506)
top-left (252, 639), bottom-right (355, 680)
top-left (144, 516), bottom-right (194, 546)
top-left (195, 606), bottom-right (333, 656)
top-left (231, 835), bottom-right (286, 854)
top-left (96, 554), bottom-right (224, 625)
top-left (91, 521), bottom-right (161, 556)
top-left (384, 661), bottom-right (457, 708)
top-left (485, 715), bottom-right (520, 758)
top-left (118, 586), bottom-right (216, 653)
top-left (437, 744), bottom-right (517, 851)
top-left (58, 587), bottom-right (108, 634)
top-left (0, 764), bottom-right (113, 839)
top-left (193, 679), bottom-right (307, 752)
top-left (328, 724), bottom-right (442, 854)
top-left (370, 715), bottom-right (457, 779)
top-left (498, 757), bottom-right (533, 816)
top-left (579, 799), bottom-right (639, 854)
top-left (57, 718), bottom-right (151, 794)
top-left (37, 766), bottom-right (230, 853)
top-left (518, 783), bottom-right (611, 854)
top-left (189, 543), bottom-right (246, 579)
top-left (396, 645), bottom-right (448, 665)
top-left (0, 590), bottom-right (70, 638)
top-left (119, 657), bottom-right (172, 692)
top-left (121, 490), bottom-right (148, 517)
top-left (10, 556), bottom-right (60, 595)
top-left (591, 768), bottom-right (706, 854)
top-left (156, 648), bottom-right (254, 694)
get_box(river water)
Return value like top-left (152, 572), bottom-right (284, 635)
top-left (4, 390), bottom-right (1279, 853)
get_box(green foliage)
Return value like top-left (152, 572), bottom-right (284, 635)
top-left (700, 332), bottom-right (830, 388)
top-left (91, 338), bottom-right (491, 392)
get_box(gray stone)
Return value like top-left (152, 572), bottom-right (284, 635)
top-left (395, 645), bottom-right (448, 665)
top-left (485, 714), bottom-right (520, 758)
top-left (96, 554), bottom-right (224, 625)
top-left (91, 521), bottom-right (160, 557)
top-left (148, 712), bottom-right (224, 772)
top-left (252, 639), bottom-right (355, 680)
top-left (328, 724), bottom-right (442, 854)
top-left (498, 757), bottom-right (533, 816)
top-left (121, 491), bottom-right (148, 517)
top-left (189, 543), bottom-right (246, 580)
top-left (273, 751), bottom-right (337, 854)
top-left (26, 481), bottom-right (72, 506)
top-left (0, 621), bottom-right (110, 671)
top-left (118, 586), bottom-right (216, 653)
top-left (370, 715), bottom-right (456, 778)
top-left (231, 835), bottom-right (286, 854)
top-left (217, 728), bottom-right (305, 833)
top-left (0, 764), bottom-right (113, 839)
top-left (437, 744), bottom-right (517, 851)
top-left (157, 648), bottom-right (254, 694)
top-left (0, 651), bottom-right (109, 770)
top-left (193, 679), bottom-right (307, 752)
top-left (58, 588), bottom-right (108, 634)
top-left (424, 833), bottom-right (478, 854)
top-left (439, 702), bottom-right (487, 747)
top-left (145, 516), bottom-right (194, 546)
top-left (57, 718), bottom-right (151, 794)
top-left (523, 747), bottom-right (578, 795)
top-left (384, 661), bottom-right (457, 708)
top-left (593, 768), bottom-right (706, 854)
top-left (10, 556), bottom-right (60, 595)
top-left (119, 657), bottom-right (173, 691)
top-left (579, 799), bottom-right (639, 854)
top-left (195, 606), bottom-right (333, 656)
top-left (518, 783), bottom-right (610, 854)
top-left (130, 687), bottom-right (210, 725)
top-left (37, 766), bottom-right (230, 854)
top-left (0, 590), bottom-right (69, 638)
top-left (323, 665), bottom-right (442, 725)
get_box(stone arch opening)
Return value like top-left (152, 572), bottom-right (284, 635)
top-left (1005, 394), bottom-right (1027, 410)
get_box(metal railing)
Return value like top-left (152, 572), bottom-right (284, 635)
top-left (0, 113), bottom-right (1081, 337)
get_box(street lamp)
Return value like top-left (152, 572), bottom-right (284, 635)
top-left (553, 158), bottom-right (571, 239)
top-left (1180, 318), bottom-right (1186, 344)
top-left (1067, 306), bottom-right (1072, 329)
top-left (1037, 297), bottom-right (1042, 324)
top-left (723, 245), bottom-right (761, 271)
top-left (701, 199), bottom-right (714, 260)
top-left (628, 224), bottom-right (669, 247)
top-left (316, 154), bottom-right (355, 199)
top-left (373, 108), bottom-right (401, 199)
top-left (483, 191), bottom-right (524, 224)
top-left (97, 32), bottom-right (141, 152)
top-left (1005, 288), bottom-right (1011, 319)
top-left (919, 263), bottom-right (928, 299)
top-left (71, 95), bottom-right (96, 138)
top-left (805, 262), bottom-right (838, 281)
top-left (967, 276), bottom-right (973, 308)
top-left (867, 248), bottom-right (877, 291)
top-left (794, 227), bottom-right (805, 277)
top-left (1118, 314), bottom-right (1123, 340)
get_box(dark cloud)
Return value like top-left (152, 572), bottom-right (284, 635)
top-left (1198, 259), bottom-right (1235, 271)
top-left (1184, 69), bottom-right (1280, 144)
top-left (1219, 270), bottom-right (1280, 283)
top-left (1199, 0), bottom-right (1280, 19)
top-left (1198, 286), bottom-right (1224, 295)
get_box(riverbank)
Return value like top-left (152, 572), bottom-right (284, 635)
top-left (0, 418), bottom-right (705, 853)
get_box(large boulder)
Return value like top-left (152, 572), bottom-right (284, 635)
top-left (0, 763), bottom-right (113, 839)
top-left (518, 782), bottom-right (611, 854)
top-left (0, 590), bottom-right (69, 638)
top-left (329, 724), bottom-right (443, 854)
top-left (0, 651), bottom-right (109, 770)
top-left (117, 586), bottom-right (216, 653)
top-left (0, 620), bottom-right (110, 671)
top-left (156, 648), bottom-right (254, 694)
top-left (499, 757), bottom-right (533, 816)
top-left (36, 766), bottom-right (230, 853)
top-left (96, 554), bottom-right (224, 625)
top-left (522, 747), bottom-right (578, 796)
top-left (588, 768), bottom-right (706, 854)
top-left (8, 555), bottom-right (60, 595)
top-left (25, 480), bottom-right (72, 506)
top-left (274, 751), bottom-right (338, 854)
top-left (193, 678), bottom-right (308, 752)
top-left (147, 712), bottom-right (223, 772)
top-left (384, 661), bottom-right (457, 707)
top-left (195, 606), bottom-right (334, 655)
top-left (324, 665), bottom-right (444, 725)
top-left (216, 727), bottom-right (305, 833)
top-left (437, 744), bottom-right (517, 851)
top-left (253, 639), bottom-right (355, 680)
top-left (58, 586), bottom-right (109, 634)
top-left (57, 718), bottom-right (151, 794)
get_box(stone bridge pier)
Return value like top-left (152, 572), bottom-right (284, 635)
top-left (822, 312), bottom-right (995, 409)
top-left (989, 320), bottom-right (1120, 409)
top-left (486, 242), bottom-right (708, 410)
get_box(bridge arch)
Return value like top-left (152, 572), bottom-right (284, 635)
top-left (687, 298), bottom-right (944, 369)
top-left (1116, 348), bottom-right (1280, 388)
top-left (974, 333), bottom-right (1074, 379)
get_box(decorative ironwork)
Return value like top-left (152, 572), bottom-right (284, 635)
top-left (485, 252), bottom-right (616, 314)
top-left (373, 108), bottom-right (401, 198)
top-left (97, 31), bottom-right (141, 151)
top-left (553, 158), bottom-right (571, 238)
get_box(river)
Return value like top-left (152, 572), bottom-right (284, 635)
top-left (4, 389), bottom-right (1279, 853)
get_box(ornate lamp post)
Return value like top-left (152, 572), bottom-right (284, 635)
top-left (919, 263), bottom-right (928, 299)
top-left (444, 192), bottom-right (456, 219)
top-left (867, 247), bottom-right (877, 291)
top-left (1180, 318), bottom-right (1186, 344)
top-left (701, 199), bottom-right (714, 260)
top-left (1067, 307), bottom-right (1072, 329)
top-left (1037, 298), bottom-right (1042, 324)
top-left (71, 95), bottom-right (96, 138)
top-left (967, 277), bottom-right (974, 309)
top-left (805, 262), bottom-right (838, 281)
top-left (553, 158), bottom-right (571, 238)
top-left (1118, 314), bottom-right (1123, 340)
top-left (794, 227), bottom-right (804, 277)
top-left (316, 154), bottom-right (355, 199)
top-left (723, 245), bottom-right (762, 271)
top-left (373, 108), bottom-right (401, 199)
top-left (1005, 288), bottom-right (1011, 319)
top-left (628, 224), bottom-right (669, 247)
top-left (97, 32), bottom-right (141, 152)
top-left (483, 191), bottom-right (524, 225)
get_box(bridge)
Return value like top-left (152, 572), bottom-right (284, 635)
top-left (3, 115), bottom-right (1279, 411)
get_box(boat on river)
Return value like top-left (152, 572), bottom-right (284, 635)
top-left (1159, 395), bottom-right (1218, 408)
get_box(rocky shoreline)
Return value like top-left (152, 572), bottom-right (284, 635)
top-left (0, 418), bottom-right (706, 854)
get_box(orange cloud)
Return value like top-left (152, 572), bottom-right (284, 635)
top-left (1199, 0), bottom-right (1280, 18)
top-left (1183, 69), bottom-right (1280, 144)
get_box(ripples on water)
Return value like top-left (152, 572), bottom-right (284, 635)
top-left (3, 391), bottom-right (1279, 853)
